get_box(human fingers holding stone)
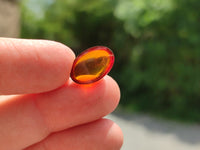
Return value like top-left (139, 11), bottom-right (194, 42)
top-left (0, 38), bottom-right (123, 150)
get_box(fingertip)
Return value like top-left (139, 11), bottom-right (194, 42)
top-left (35, 40), bottom-right (76, 90)
top-left (69, 75), bottom-right (121, 116)
top-left (70, 75), bottom-right (121, 122)
top-left (42, 40), bottom-right (76, 60)
top-left (103, 118), bottom-right (124, 149)
top-left (85, 118), bottom-right (124, 150)
top-left (31, 39), bottom-right (76, 92)
top-left (102, 76), bottom-right (121, 114)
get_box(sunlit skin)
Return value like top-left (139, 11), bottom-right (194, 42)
top-left (71, 46), bottom-right (114, 84)
top-left (0, 38), bottom-right (123, 150)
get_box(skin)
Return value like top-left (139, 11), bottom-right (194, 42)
top-left (0, 38), bottom-right (123, 150)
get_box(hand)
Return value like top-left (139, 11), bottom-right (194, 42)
top-left (0, 38), bottom-right (123, 150)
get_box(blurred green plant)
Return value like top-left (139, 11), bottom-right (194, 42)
top-left (21, 0), bottom-right (200, 122)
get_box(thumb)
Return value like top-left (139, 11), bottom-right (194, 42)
top-left (0, 38), bottom-right (75, 95)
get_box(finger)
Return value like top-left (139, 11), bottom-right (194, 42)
top-left (0, 76), bottom-right (120, 150)
top-left (0, 38), bottom-right (75, 94)
top-left (25, 119), bottom-right (123, 150)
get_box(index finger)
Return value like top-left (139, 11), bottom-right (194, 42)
top-left (0, 38), bottom-right (75, 94)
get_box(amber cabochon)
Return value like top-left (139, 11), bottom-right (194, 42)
top-left (70, 46), bottom-right (115, 84)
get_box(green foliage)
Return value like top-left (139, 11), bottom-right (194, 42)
top-left (21, 0), bottom-right (200, 122)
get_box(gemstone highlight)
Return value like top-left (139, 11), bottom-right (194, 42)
top-left (71, 46), bottom-right (114, 84)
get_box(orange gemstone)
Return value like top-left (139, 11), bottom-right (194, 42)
top-left (71, 46), bottom-right (114, 84)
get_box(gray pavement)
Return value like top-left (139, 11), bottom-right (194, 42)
top-left (107, 112), bottom-right (200, 150)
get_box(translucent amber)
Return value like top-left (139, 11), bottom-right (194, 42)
top-left (71, 46), bottom-right (114, 84)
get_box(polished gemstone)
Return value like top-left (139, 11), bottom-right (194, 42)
top-left (71, 46), bottom-right (114, 84)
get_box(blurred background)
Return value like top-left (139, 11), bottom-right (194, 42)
top-left (1, 0), bottom-right (200, 149)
